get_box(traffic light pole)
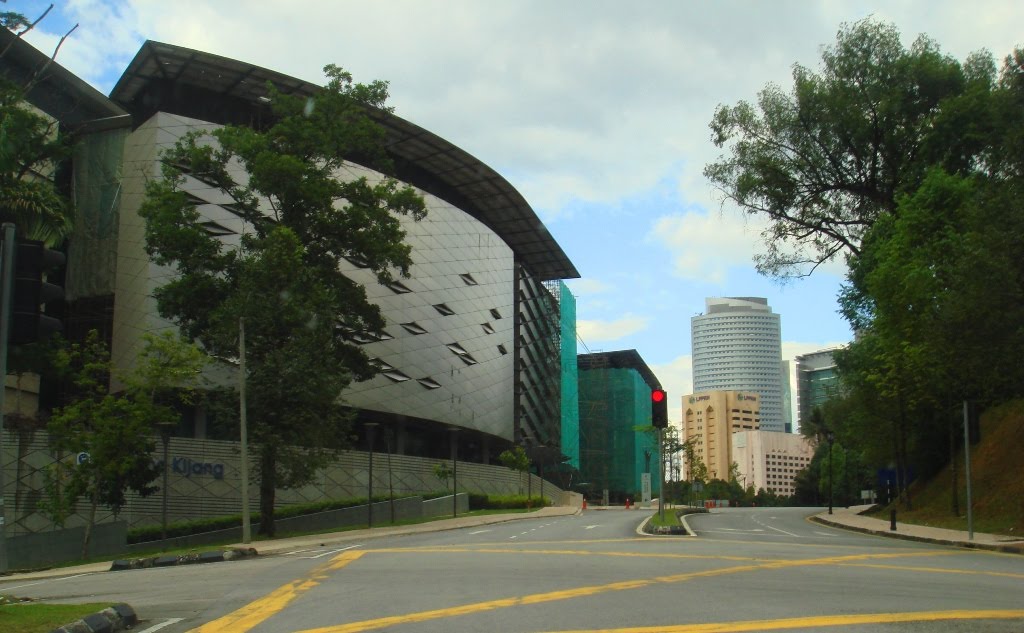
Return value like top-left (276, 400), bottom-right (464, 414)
top-left (0, 223), bottom-right (17, 573)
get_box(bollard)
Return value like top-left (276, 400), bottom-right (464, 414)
top-left (890, 508), bottom-right (897, 531)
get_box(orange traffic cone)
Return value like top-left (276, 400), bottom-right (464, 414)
top-left (582, 498), bottom-right (588, 510)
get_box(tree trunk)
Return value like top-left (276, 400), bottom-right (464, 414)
top-left (258, 448), bottom-right (276, 537)
top-left (82, 486), bottom-right (98, 560)
top-left (949, 409), bottom-right (959, 516)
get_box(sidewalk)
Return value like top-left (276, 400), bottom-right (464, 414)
top-left (0, 505), bottom-right (581, 583)
top-left (812, 505), bottom-right (1024, 555)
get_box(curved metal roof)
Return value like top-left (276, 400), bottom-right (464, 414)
top-left (578, 350), bottom-right (663, 391)
top-left (109, 40), bottom-right (578, 281)
top-left (0, 28), bottom-right (130, 133)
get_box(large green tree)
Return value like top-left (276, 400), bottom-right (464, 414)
top-left (44, 330), bottom-right (207, 558)
top-left (704, 19), bottom-right (990, 279)
top-left (140, 65), bottom-right (426, 536)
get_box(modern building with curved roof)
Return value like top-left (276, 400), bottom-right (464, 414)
top-left (101, 41), bottom-right (579, 463)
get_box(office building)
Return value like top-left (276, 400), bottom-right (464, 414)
top-left (578, 350), bottom-right (662, 502)
top-left (795, 348), bottom-right (841, 431)
top-left (732, 430), bottom-right (814, 496)
top-left (681, 390), bottom-right (761, 481)
top-left (691, 297), bottom-right (785, 432)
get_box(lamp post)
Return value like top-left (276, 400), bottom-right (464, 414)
top-left (365, 422), bottom-right (378, 528)
top-left (157, 421), bottom-right (176, 541)
top-left (449, 428), bottom-right (459, 517)
top-left (827, 431), bottom-right (835, 515)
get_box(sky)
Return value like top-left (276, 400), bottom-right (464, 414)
top-left (6, 0), bottom-right (1023, 427)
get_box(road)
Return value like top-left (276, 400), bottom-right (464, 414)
top-left (3, 507), bottom-right (1023, 632)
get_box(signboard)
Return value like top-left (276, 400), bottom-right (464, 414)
top-left (641, 473), bottom-right (652, 504)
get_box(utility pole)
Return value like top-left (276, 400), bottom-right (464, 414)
top-left (962, 401), bottom-right (974, 541)
top-left (239, 317), bottom-right (251, 544)
top-left (0, 223), bottom-right (16, 573)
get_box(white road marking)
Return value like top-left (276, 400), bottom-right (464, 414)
top-left (283, 548), bottom-right (314, 555)
top-left (760, 523), bottom-right (801, 537)
top-left (300, 544), bottom-right (363, 559)
top-left (1, 572), bottom-right (95, 591)
top-left (584, 525), bottom-right (599, 530)
top-left (137, 618), bottom-right (184, 632)
top-left (814, 531), bottom-right (840, 537)
top-left (468, 529), bottom-right (491, 535)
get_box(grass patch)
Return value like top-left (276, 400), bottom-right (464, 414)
top-left (0, 599), bottom-right (113, 633)
top-left (648, 509), bottom-right (681, 528)
top-left (865, 400), bottom-right (1024, 537)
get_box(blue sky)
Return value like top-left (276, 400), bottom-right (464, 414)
top-left (7, 0), bottom-right (1022, 425)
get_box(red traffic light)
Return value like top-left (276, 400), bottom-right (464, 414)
top-left (652, 389), bottom-right (666, 403)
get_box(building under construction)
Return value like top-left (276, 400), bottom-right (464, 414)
top-left (577, 350), bottom-right (662, 503)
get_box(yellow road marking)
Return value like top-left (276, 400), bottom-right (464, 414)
top-left (838, 561), bottom-right (1024, 580)
top-left (291, 550), bottom-right (971, 633)
top-left (540, 609), bottom-right (1024, 632)
top-left (367, 546), bottom-right (764, 562)
top-left (188, 550), bottom-right (365, 633)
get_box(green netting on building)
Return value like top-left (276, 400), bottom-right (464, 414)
top-left (559, 282), bottom-right (580, 469)
top-left (67, 127), bottom-right (127, 300)
top-left (578, 367), bottom-right (650, 500)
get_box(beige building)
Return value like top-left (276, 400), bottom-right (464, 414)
top-left (732, 431), bottom-right (814, 496)
top-left (682, 391), bottom-right (761, 480)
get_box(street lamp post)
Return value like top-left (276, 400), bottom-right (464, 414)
top-left (365, 423), bottom-right (378, 528)
top-left (449, 428), bottom-right (459, 517)
top-left (827, 431), bottom-right (835, 515)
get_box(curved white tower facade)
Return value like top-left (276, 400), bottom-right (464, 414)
top-left (691, 297), bottom-right (785, 432)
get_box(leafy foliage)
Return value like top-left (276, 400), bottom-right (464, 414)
top-left (43, 331), bottom-right (206, 556)
top-left (705, 19), bottom-right (990, 279)
top-left (139, 64), bottom-right (426, 536)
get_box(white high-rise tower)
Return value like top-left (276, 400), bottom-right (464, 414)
top-left (691, 297), bottom-right (785, 432)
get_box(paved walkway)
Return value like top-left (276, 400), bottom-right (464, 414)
top-left (0, 506), bottom-right (581, 583)
top-left (812, 504), bottom-right (1024, 554)
top-left (5, 503), bottom-right (1020, 585)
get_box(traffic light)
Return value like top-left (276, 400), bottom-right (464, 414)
top-left (9, 238), bottom-right (65, 344)
top-left (651, 388), bottom-right (668, 428)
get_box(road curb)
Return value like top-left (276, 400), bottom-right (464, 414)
top-left (50, 603), bottom-right (137, 633)
top-left (109, 547), bottom-right (259, 571)
top-left (810, 515), bottom-right (1024, 555)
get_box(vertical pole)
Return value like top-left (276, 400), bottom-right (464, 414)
top-left (828, 433), bottom-right (834, 515)
top-left (658, 427), bottom-right (664, 522)
top-left (366, 423), bottom-right (377, 528)
top-left (0, 223), bottom-right (17, 573)
top-left (450, 429), bottom-right (458, 517)
top-left (161, 431), bottom-right (170, 541)
top-left (239, 317), bottom-right (251, 544)
top-left (963, 401), bottom-right (974, 541)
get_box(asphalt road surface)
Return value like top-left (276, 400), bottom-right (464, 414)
top-left (4, 506), bottom-right (1023, 632)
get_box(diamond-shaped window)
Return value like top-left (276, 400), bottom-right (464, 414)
top-left (459, 273), bottom-right (478, 286)
top-left (385, 280), bottom-right (412, 294)
top-left (401, 322), bottom-right (428, 335)
top-left (417, 377), bottom-right (442, 390)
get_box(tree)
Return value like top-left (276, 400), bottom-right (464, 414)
top-left (44, 330), bottom-right (206, 558)
top-left (433, 462), bottom-right (453, 491)
top-left (704, 19), bottom-right (989, 279)
top-left (0, 7), bottom-right (80, 245)
top-left (499, 446), bottom-right (530, 495)
top-left (139, 65), bottom-right (427, 536)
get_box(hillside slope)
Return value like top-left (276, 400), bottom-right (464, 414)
top-left (879, 399), bottom-right (1023, 536)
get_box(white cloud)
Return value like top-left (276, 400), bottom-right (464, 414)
top-left (651, 211), bottom-right (767, 283)
top-left (565, 278), bottom-right (613, 296)
top-left (576, 315), bottom-right (649, 345)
